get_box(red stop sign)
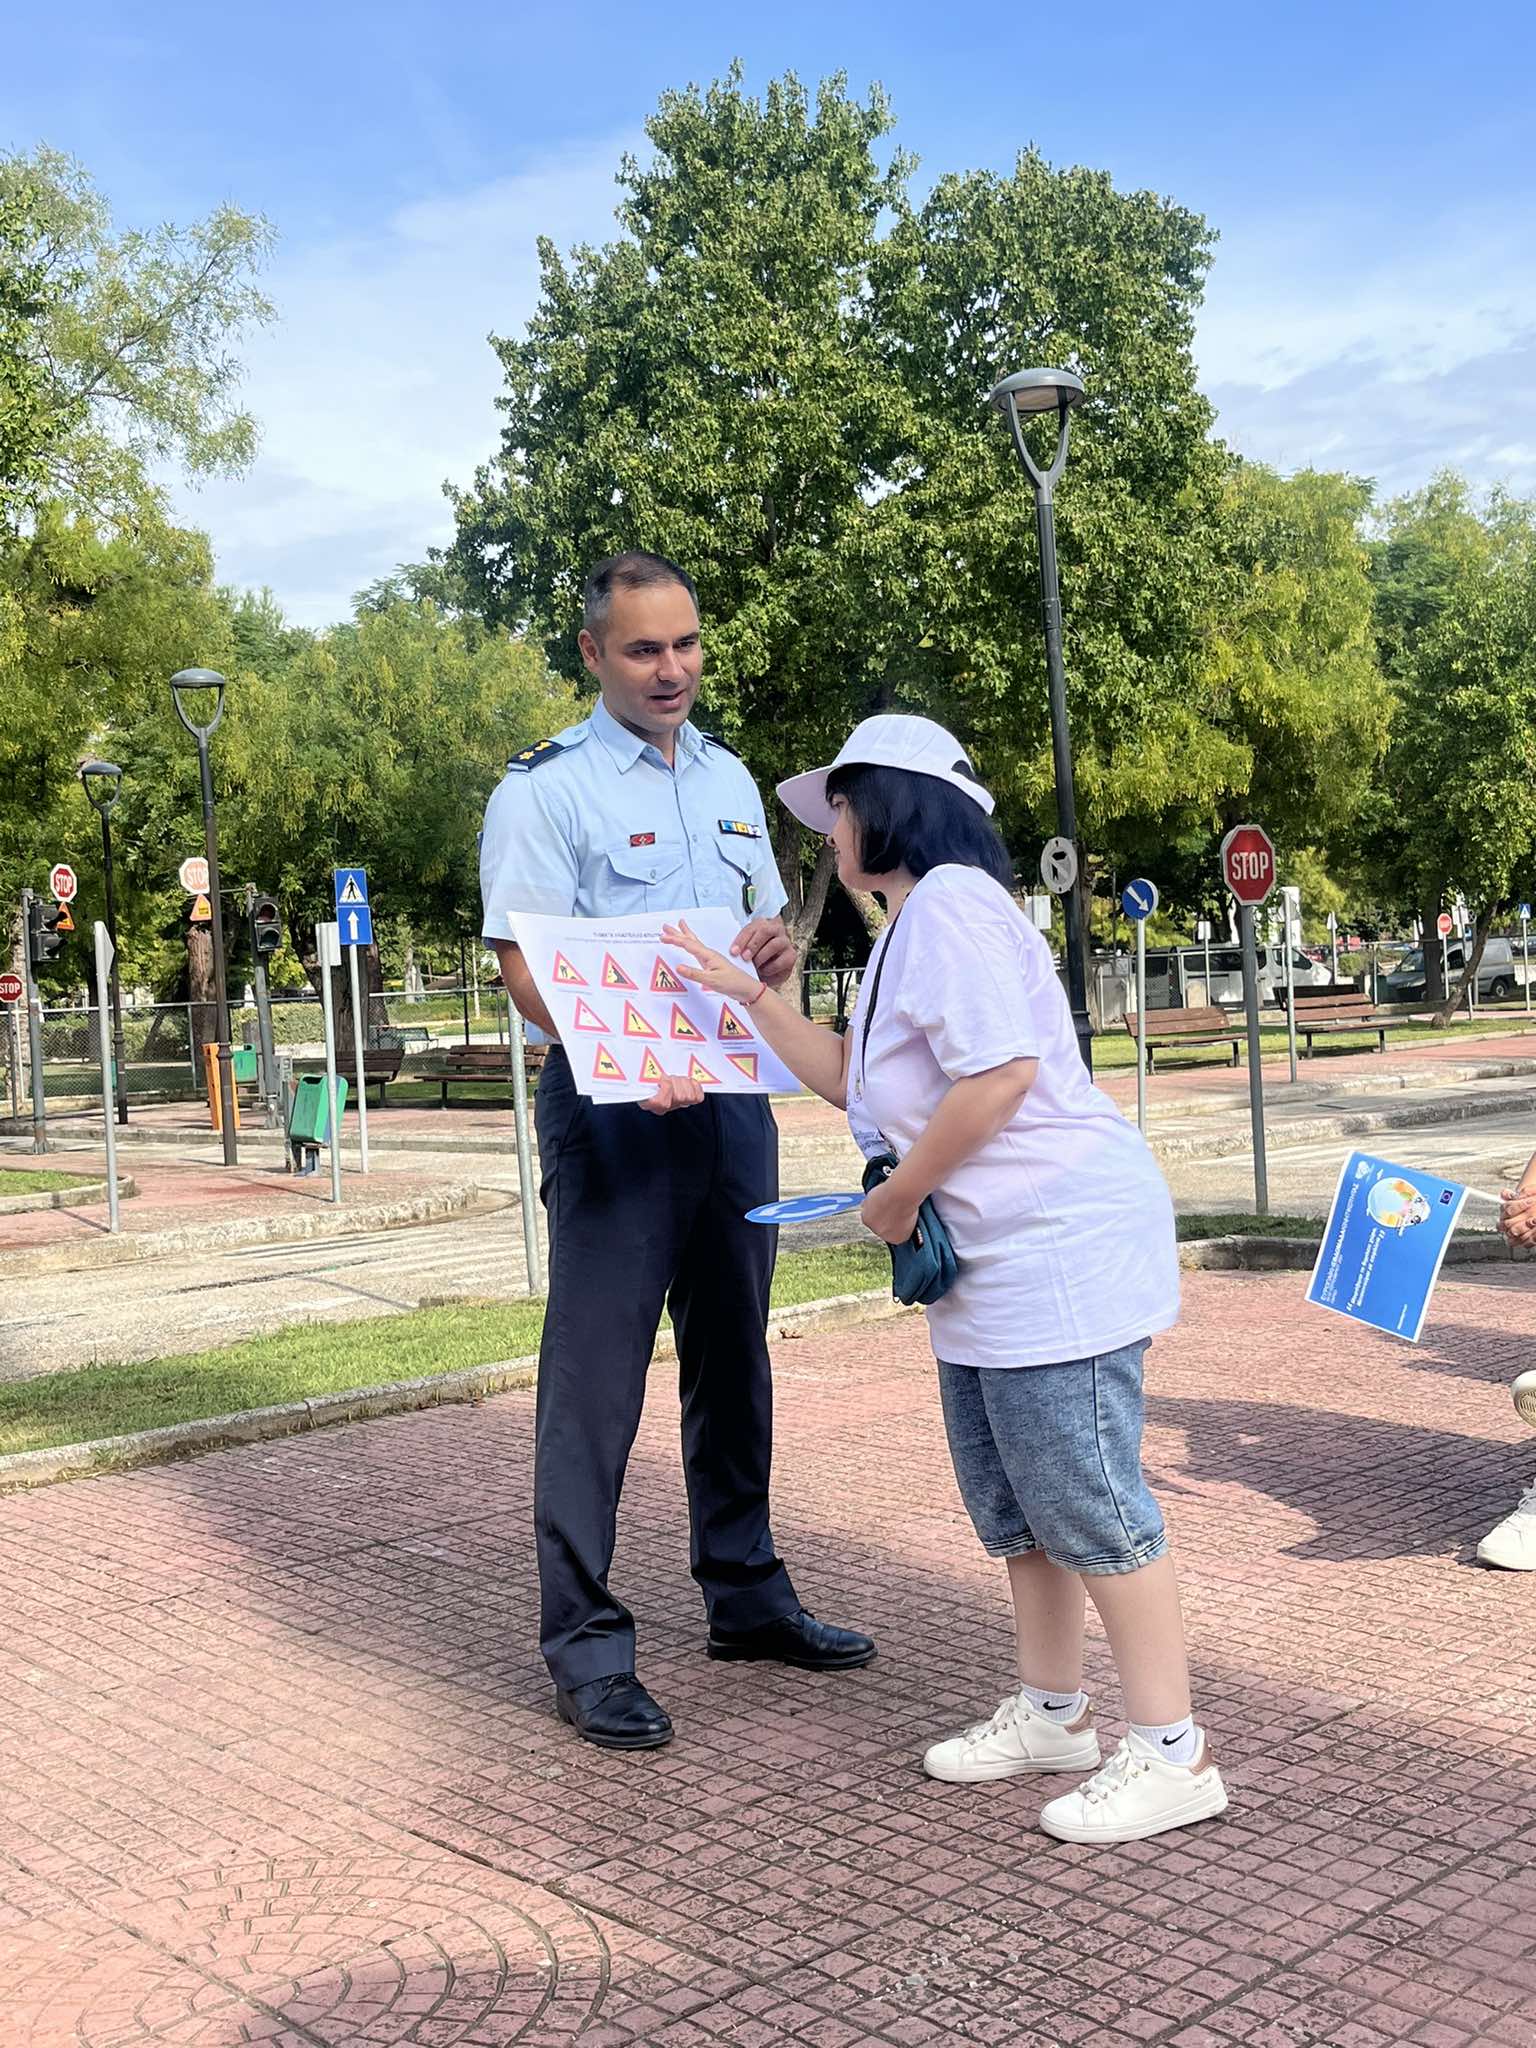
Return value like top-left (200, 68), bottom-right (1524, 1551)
top-left (0, 971), bottom-right (22, 1004)
top-left (1436, 912), bottom-right (1454, 938)
top-left (1220, 824), bottom-right (1276, 907)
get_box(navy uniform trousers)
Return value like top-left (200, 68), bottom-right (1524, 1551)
top-left (533, 1047), bottom-right (801, 1686)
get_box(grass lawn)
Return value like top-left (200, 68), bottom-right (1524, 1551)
top-left (0, 1166), bottom-right (103, 1196)
top-left (0, 1239), bottom-right (891, 1456)
top-left (1092, 1010), bottom-right (1536, 1073)
top-left (1174, 1211), bottom-right (1316, 1239)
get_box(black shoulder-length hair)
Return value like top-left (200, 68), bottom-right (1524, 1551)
top-left (825, 762), bottom-right (1013, 890)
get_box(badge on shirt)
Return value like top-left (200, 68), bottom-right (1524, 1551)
top-left (718, 819), bottom-right (762, 838)
top-left (630, 832), bottom-right (656, 847)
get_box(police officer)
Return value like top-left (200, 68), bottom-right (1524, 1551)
top-left (480, 550), bottom-right (875, 1750)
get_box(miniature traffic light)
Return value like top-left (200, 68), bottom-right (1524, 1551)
top-left (27, 898), bottom-right (67, 968)
top-left (251, 893), bottom-right (282, 957)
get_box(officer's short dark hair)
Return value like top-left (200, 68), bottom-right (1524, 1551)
top-left (583, 551), bottom-right (699, 640)
top-left (825, 762), bottom-right (1013, 889)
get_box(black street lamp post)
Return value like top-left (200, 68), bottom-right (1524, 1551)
top-left (169, 669), bottom-right (238, 1165)
top-left (78, 758), bottom-right (129, 1125)
top-left (990, 366), bottom-right (1094, 1073)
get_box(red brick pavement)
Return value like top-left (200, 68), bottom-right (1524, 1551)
top-left (2, 1270), bottom-right (1536, 2044)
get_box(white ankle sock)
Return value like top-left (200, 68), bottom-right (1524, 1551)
top-left (1133, 1714), bottom-right (1199, 1763)
top-left (1019, 1682), bottom-right (1086, 1723)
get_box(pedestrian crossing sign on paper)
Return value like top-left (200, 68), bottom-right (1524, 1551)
top-left (503, 908), bottom-right (799, 1101)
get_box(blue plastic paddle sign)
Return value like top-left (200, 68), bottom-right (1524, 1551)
top-left (746, 1192), bottom-right (866, 1225)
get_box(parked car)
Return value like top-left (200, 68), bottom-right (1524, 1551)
top-left (1381, 938), bottom-right (1525, 1004)
top-left (1141, 943), bottom-right (1331, 1010)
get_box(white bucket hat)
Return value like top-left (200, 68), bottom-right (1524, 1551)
top-left (776, 714), bottom-right (995, 834)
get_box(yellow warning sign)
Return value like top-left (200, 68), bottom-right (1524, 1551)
top-left (592, 1043), bottom-right (625, 1082)
top-left (601, 953), bottom-right (637, 990)
top-left (189, 894), bottom-right (211, 924)
top-left (552, 951), bottom-right (586, 986)
top-left (651, 956), bottom-right (687, 994)
top-left (55, 903), bottom-right (76, 933)
top-left (670, 1003), bottom-right (705, 1042)
top-left (726, 1051), bottom-right (759, 1083)
top-left (639, 1047), bottom-right (667, 1083)
top-left (571, 997), bottom-right (609, 1032)
top-left (717, 1003), bottom-right (753, 1042)
top-left (622, 1000), bottom-right (660, 1038)
top-left (687, 1054), bottom-right (720, 1085)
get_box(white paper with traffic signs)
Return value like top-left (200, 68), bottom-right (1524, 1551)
top-left (508, 908), bottom-right (802, 1102)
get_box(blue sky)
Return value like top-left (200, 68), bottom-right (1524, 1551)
top-left (10, 2), bottom-right (1536, 624)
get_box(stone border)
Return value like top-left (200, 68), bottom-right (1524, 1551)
top-left (0, 1181), bottom-right (494, 1278)
top-left (0, 1175), bottom-right (137, 1215)
top-left (0, 1288), bottom-right (914, 1494)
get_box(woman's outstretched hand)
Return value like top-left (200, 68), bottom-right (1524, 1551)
top-left (660, 921), bottom-right (763, 1006)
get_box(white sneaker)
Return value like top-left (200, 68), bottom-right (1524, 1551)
top-left (1513, 1372), bottom-right (1536, 1429)
top-left (1477, 1479), bottom-right (1536, 1570)
top-left (1038, 1730), bottom-right (1227, 1843)
top-left (922, 1689), bottom-right (1100, 1783)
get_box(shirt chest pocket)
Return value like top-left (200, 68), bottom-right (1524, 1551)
top-left (601, 836), bottom-right (688, 913)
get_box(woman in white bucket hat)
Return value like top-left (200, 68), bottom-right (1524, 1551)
top-left (666, 713), bottom-right (1227, 1846)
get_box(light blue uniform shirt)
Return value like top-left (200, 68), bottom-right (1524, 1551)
top-left (480, 697), bottom-right (789, 944)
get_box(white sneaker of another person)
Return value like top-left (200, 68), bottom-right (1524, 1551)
top-left (1478, 1478), bottom-right (1536, 1570)
top-left (922, 1689), bottom-right (1100, 1783)
top-left (1038, 1730), bottom-right (1228, 1845)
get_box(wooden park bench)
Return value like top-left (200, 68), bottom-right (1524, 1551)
top-left (1124, 1005), bottom-right (1243, 1073)
top-left (378, 1023), bottom-right (434, 1053)
top-left (1287, 986), bottom-right (1399, 1056)
top-left (414, 1040), bottom-right (546, 1106)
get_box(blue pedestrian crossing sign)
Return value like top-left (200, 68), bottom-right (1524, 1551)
top-left (333, 867), bottom-right (373, 948)
top-left (1121, 878), bottom-right (1160, 922)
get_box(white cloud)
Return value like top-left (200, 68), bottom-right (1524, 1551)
top-left (171, 133), bottom-right (642, 627)
top-left (1197, 205), bottom-right (1536, 499)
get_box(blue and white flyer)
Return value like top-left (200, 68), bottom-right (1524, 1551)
top-left (1306, 1150), bottom-right (1469, 1343)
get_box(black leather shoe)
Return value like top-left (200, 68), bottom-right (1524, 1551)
top-left (707, 1607), bottom-right (876, 1671)
top-left (555, 1674), bottom-right (673, 1750)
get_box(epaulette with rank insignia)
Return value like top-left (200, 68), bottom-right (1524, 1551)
top-left (700, 731), bottom-right (741, 758)
top-left (509, 737), bottom-right (565, 771)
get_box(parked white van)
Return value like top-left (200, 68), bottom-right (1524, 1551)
top-left (1381, 939), bottom-right (1526, 1004)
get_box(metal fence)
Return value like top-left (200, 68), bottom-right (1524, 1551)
top-left (1, 999), bottom-right (206, 1109)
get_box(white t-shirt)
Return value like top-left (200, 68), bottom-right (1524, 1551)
top-left (847, 863), bottom-right (1180, 1369)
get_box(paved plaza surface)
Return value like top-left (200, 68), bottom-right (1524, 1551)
top-left (3, 1268), bottom-right (1536, 2045)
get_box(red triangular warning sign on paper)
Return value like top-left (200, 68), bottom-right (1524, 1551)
top-left (717, 1003), bottom-right (753, 1042)
top-left (670, 1003), bottom-right (705, 1042)
top-left (651, 956), bottom-right (687, 994)
top-left (592, 1043), bottom-right (625, 1082)
top-left (601, 953), bottom-right (637, 990)
top-left (622, 1000), bottom-right (660, 1038)
top-left (571, 997), bottom-right (609, 1032)
top-left (552, 951), bottom-right (586, 986)
top-left (727, 1051), bottom-right (760, 1083)
top-left (639, 1047), bottom-right (667, 1083)
top-left (687, 1054), bottom-right (721, 1085)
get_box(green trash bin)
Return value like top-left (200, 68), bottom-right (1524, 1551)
top-left (287, 1072), bottom-right (349, 1173)
top-left (231, 1047), bottom-right (258, 1083)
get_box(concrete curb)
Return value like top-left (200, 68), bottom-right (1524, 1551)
top-left (0, 1288), bottom-right (915, 1493)
top-left (4, 1235), bottom-right (1525, 1493)
top-left (1149, 1084), bottom-right (1536, 1163)
top-left (0, 1176), bottom-right (137, 1215)
top-left (0, 1181), bottom-right (496, 1279)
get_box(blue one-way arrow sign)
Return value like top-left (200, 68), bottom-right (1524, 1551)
top-left (333, 866), bottom-right (373, 948)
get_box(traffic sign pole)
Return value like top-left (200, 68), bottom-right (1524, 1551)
top-left (93, 923), bottom-right (120, 1234)
top-left (346, 938), bottom-right (370, 1175)
top-left (506, 1003), bottom-right (542, 1293)
top-left (1284, 922), bottom-right (1298, 1085)
top-left (1239, 904), bottom-right (1269, 1215)
top-left (19, 888), bottom-right (48, 1154)
top-left (317, 922), bottom-right (343, 1208)
top-left (1524, 909), bottom-right (1532, 1014)
top-left (1136, 918), bottom-right (1147, 1133)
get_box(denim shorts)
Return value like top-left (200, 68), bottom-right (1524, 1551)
top-left (936, 1341), bottom-right (1167, 1575)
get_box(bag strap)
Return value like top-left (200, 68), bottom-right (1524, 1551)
top-left (859, 907), bottom-right (902, 1069)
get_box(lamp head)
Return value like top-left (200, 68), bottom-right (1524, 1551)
top-left (988, 367), bottom-right (1086, 414)
top-left (169, 667), bottom-right (228, 741)
top-left (78, 758), bottom-right (123, 814)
